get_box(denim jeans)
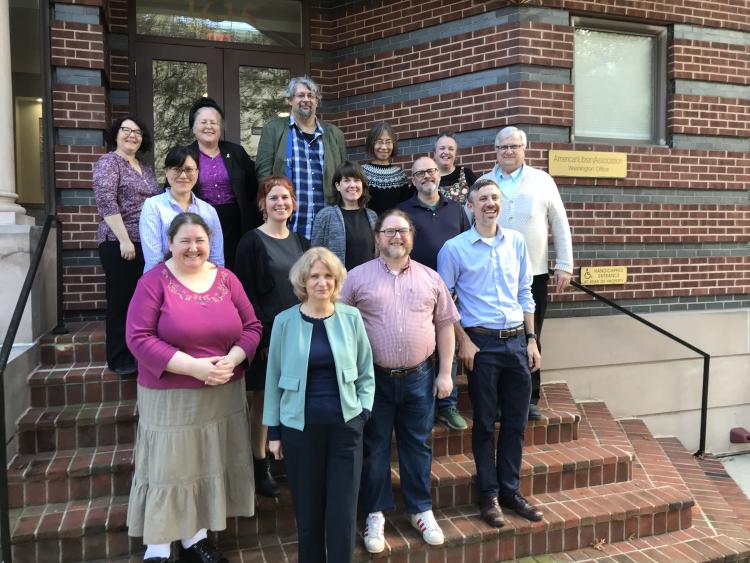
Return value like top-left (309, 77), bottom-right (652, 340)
top-left (466, 332), bottom-right (531, 497)
top-left (359, 359), bottom-right (435, 514)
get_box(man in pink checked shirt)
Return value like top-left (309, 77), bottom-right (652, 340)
top-left (340, 209), bottom-right (459, 554)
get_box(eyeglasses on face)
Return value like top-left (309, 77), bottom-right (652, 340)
top-left (378, 228), bottom-right (413, 238)
top-left (375, 139), bottom-right (393, 146)
top-left (168, 166), bottom-right (198, 177)
top-left (294, 92), bottom-right (317, 100)
top-left (495, 144), bottom-right (525, 152)
top-left (413, 168), bottom-right (438, 178)
top-left (120, 126), bottom-right (143, 137)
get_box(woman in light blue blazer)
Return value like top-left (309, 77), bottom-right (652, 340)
top-left (264, 247), bottom-right (374, 563)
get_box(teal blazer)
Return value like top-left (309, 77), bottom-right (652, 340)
top-left (262, 302), bottom-right (375, 431)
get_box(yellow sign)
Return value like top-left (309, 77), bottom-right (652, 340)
top-left (581, 266), bottom-right (628, 285)
top-left (549, 150), bottom-right (627, 178)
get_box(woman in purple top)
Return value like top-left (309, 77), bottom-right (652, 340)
top-left (125, 212), bottom-right (262, 563)
top-left (93, 116), bottom-right (161, 376)
top-left (189, 97), bottom-right (261, 270)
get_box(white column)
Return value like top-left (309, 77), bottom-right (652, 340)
top-left (0, 0), bottom-right (30, 224)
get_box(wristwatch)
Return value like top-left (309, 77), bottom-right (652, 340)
top-left (525, 333), bottom-right (536, 340)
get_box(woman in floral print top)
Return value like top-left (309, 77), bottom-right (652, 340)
top-left (92, 116), bottom-right (161, 376)
top-left (433, 131), bottom-right (477, 206)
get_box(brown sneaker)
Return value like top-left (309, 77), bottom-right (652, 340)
top-left (479, 496), bottom-right (505, 528)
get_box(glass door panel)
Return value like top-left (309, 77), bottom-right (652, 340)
top-left (237, 66), bottom-right (290, 157)
top-left (134, 43), bottom-right (222, 175)
top-left (151, 60), bottom-right (208, 177)
top-left (223, 50), bottom-right (305, 157)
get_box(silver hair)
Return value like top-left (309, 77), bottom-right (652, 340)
top-left (285, 76), bottom-right (322, 103)
top-left (495, 126), bottom-right (527, 147)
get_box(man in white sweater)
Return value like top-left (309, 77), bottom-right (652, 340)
top-left (478, 126), bottom-right (573, 420)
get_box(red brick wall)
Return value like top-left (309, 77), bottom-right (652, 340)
top-left (51, 0), bottom-right (749, 315)
top-left (50, 21), bottom-right (105, 69)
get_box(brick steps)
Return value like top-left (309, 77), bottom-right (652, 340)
top-left (12, 482), bottom-right (694, 562)
top-left (28, 363), bottom-right (136, 408)
top-left (7, 445), bottom-right (134, 510)
top-left (222, 482), bottom-right (693, 563)
top-left (401, 441), bottom-right (633, 510)
top-left (16, 400), bottom-right (137, 455)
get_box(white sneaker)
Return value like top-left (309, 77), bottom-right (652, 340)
top-left (410, 509), bottom-right (444, 546)
top-left (363, 511), bottom-right (385, 553)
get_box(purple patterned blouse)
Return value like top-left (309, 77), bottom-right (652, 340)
top-left (92, 152), bottom-right (161, 245)
top-left (197, 150), bottom-right (235, 205)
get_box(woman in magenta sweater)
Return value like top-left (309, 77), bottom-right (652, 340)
top-left (125, 212), bottom-right (262, 563)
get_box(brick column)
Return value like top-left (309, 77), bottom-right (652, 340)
top-left (0, 0), bottom-right (31, 224)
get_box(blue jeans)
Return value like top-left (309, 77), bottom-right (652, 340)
top-left (359, 359), bottom-right (435, 514)
top-left (466, 332), bottom-right (531, 497)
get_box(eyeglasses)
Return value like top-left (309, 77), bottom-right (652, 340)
top-left (378, 228), bottom-right (412, 238)
top-left (495, 144), bottom-right (525, 152)
top-left (413, 168), bottom-right (438, 179)
top-left (294, 92), bottom-right (317, 100)
top-left (375, 139), bottom-right (393, 146)
top-left (120, 126), bottom-right (143, 137)
top-left (168, 166), bottom-right (198, 177)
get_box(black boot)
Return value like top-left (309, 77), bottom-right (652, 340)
top-left (254, 456), bottom-right (280, 498)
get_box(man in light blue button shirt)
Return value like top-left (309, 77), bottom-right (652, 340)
top-left (437, 178), bottom-right (543, 528)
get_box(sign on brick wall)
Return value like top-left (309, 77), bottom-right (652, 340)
top-left (549, 151), bottom-right (628, 178)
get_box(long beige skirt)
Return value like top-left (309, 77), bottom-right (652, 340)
top-left (127, 379), bottom-right (255, 545)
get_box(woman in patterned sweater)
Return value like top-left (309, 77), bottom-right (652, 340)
top-left (361, 122), bottom-right (413, 214)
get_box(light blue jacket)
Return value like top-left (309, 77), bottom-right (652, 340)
top-left (263, 302), bottom-right (375, 431)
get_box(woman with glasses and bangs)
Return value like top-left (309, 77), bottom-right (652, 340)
top-left (93, 116), bottom-right (162, 376)
top-left (139, 145), bottom-right (224, 273)
top-left (361, 122), bottom-right (413, 215)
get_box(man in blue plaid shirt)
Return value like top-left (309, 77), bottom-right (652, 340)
top-left (256, 77), bottom-right (347, 239)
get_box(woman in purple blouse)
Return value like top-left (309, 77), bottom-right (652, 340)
top-left (93, 116), bottom-right (161, 376)
top-left (189, 97), bottom-right (261, 271)
top-left (125, 212), bottom-right (262, 563)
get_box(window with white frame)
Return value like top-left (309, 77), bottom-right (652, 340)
top-left (573, 18), bottom-right (667, 145)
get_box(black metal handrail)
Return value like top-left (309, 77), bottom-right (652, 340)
top-left (561, 271), bottom-right (711, 458)
top-left (0, 214), bottom-right (67, 562)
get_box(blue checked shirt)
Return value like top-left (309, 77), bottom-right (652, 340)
top-left (286, 116), bottom-right (325, 239)
top-left (437, 226), bottom-right (535, 330)
top-left (139, 189), bottom-right (224, 272)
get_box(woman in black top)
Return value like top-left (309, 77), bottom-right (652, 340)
top-left (311, 161), bottom-right (377, 270)
top-left (234, 175), bottom-right (310, 497)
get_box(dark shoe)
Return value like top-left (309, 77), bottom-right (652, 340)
top-left (498, 492), bottom-right (543, 521)
top-left (254, 456), bottom-right (280, 498)
top-left (479, 496), bottom-right (505, 528)
top-left (180, 538), bottom-right (228, 563)
top-left (111, 363), bottom-right (137, 377)
top-left (528, 404), bottom-right (542, 420)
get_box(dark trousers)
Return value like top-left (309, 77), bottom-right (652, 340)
top-left (214, 202), bottom-right (242, 271)
top-left (281, 417), bottom-right (365, 563)
top-left (98, 241), bottom-right (143, 370)
top-left (530, 273), bottom-right (549, 404)
top-left (466, 331), bottom-right (531, 497)
top-left (360, 360), bottom-right (435, 514)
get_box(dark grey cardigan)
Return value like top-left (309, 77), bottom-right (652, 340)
top-left (310, 205), bottom-right (377, 264)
